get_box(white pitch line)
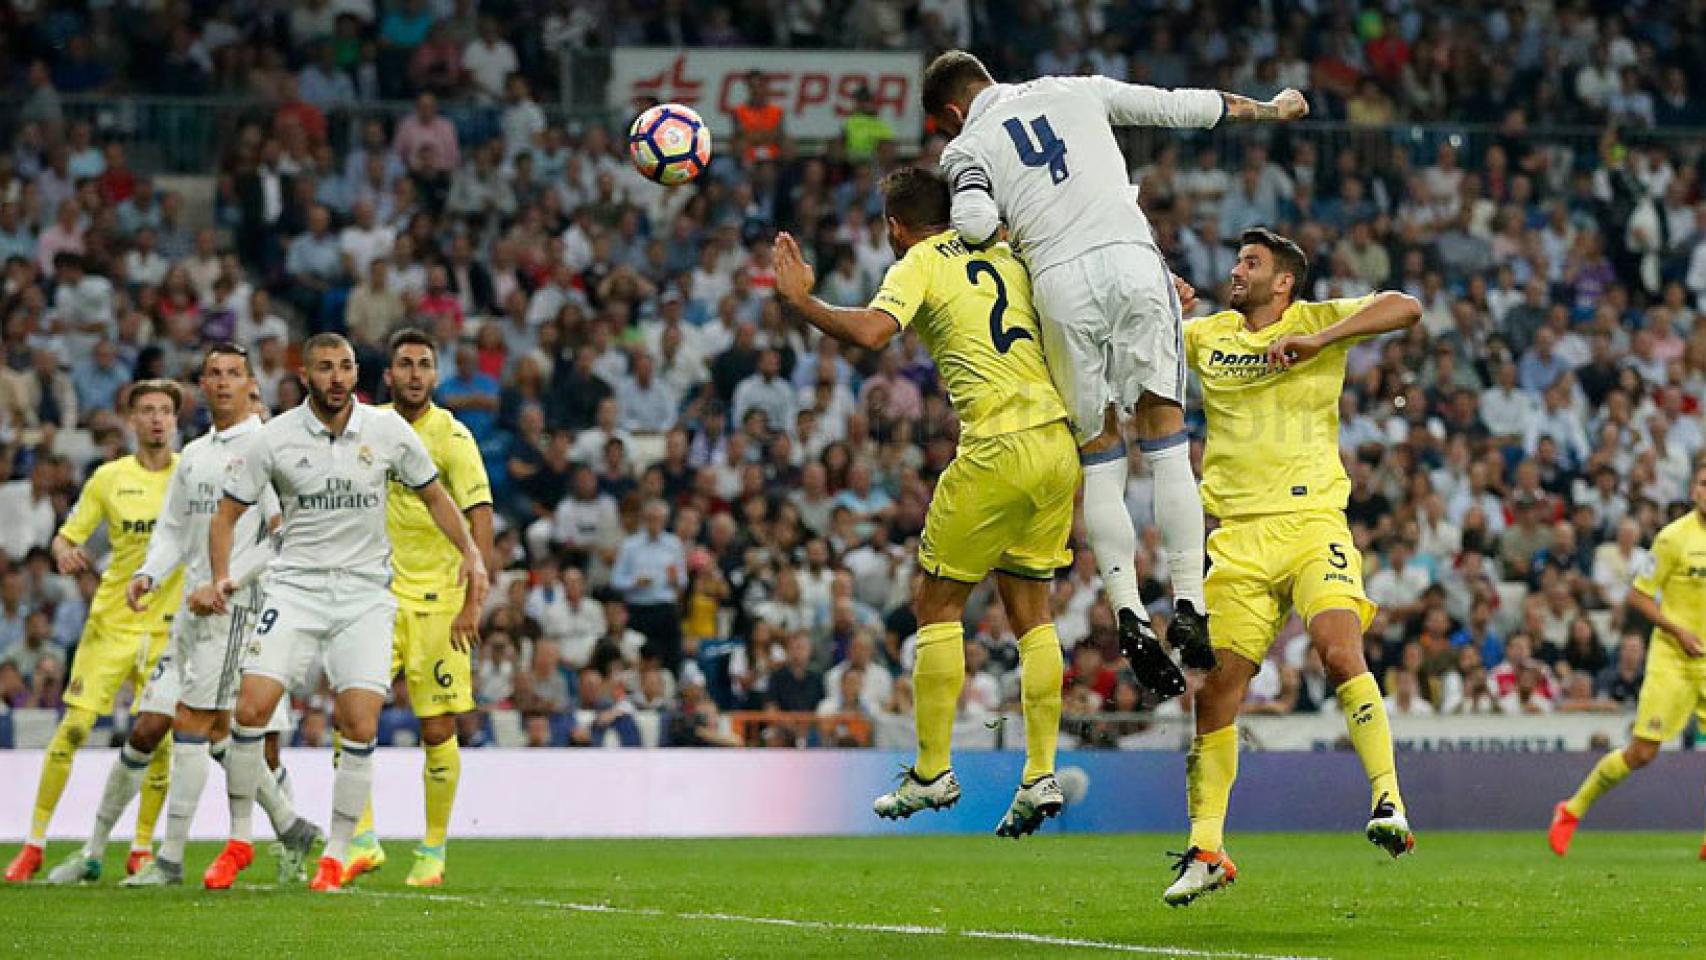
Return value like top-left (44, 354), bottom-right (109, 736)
top-left (361, 890), bottom-right (1325, 960)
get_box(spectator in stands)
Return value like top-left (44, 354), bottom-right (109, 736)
top-left (617, 352), bottom-right (680, 435)
top-left (1597, 634), bottom-right (1646, 704)
top-left (766, 631), bottom-right (824, 712)
top-left (731, 71), bottom-right (784, 164)
top-left (612, 500), bottom-right (687, 670)
top-left (71, 339), bottom-right (128, 421)
top-left (394, 93), bottom-right (461, 180)
top-left (0, 568), bottom-right (30, 654)
top-left (283, 203), bottom-right (346, 327)
top-left (1491, 633), bottom-right (1558, 714)
top-left (464, 17), bottom-right (519, 105)
top-left (437, 342), bottom-right (500, 440)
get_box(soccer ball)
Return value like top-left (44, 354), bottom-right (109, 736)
top-left (628, 103), bottom-right (712, 187)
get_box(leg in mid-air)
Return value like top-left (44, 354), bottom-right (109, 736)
top-left (1076, 408), bottom-right (1188, 700)
top-left (1165, 648), bottom-right (1250, 907)
top-left (991, 572), bottom-right (1066, 839)
top-left (43, 710), bottom-right (172, 885)
top-left (1309, 608), bottom-right (1410, 857)
top-left (1129, 392), bottom-right (1212, 672)
top-left (873, 571), bottom-right (971, 821)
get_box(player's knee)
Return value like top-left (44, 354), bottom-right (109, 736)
top-left (55, 707), bottom-right (96, 751)
top-left (1624, 740), bottom-right (1659, 770)
top-left (233, 701), bottom-right (272, 730)
top-left (420, 716), bottom-right (457, 747)
top-left (131, 714), bottom-right (172, 753)
top-left (336, 714), bottom-right (379, 744)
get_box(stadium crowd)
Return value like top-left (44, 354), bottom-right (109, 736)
top-left (2, 0), bottom-right (1706, 747)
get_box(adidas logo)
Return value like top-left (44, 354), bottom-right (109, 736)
top-left (296, 457), bottom-right (312, 468)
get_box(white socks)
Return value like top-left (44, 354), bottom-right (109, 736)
top-left (1142, 433), bottom-right (1206, 608)
top-left (225, 726), bottom-right (266, 844)
top-left (1081, 447), bottom-right (1147, 621)
top-left (160, 737), bottom-right (211, 865)
top-left (84, 742), bottom-right (151, 859)
top-left (327, 739), bottom-right (375, 862)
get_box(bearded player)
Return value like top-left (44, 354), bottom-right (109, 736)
top-left (341, 328), bottom-right (494, 888)
top-left (923, 50), bottom-right (1308, 700)
top-left (6, 381), bottom-right (185, 883)
top-left (1164, 229), bottom-right (1420, 906)
top-left (205, 333), bottom-right (487, 891)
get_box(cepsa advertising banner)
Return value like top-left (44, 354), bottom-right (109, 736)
top-left (609, 48), bottom-right (925, 144)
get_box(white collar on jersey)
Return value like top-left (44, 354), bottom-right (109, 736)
top-left (211, 413), bottom-right (262, 444)
top-left (965, 84), bottom-right (1002, 125)
top-left (300, 398), bottom-right (371, 439)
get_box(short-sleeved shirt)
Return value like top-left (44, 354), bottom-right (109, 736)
top-left (869, 229), bottom-right (1066, 442)
top-left (1633, 511), bottom-right (1706, 660)
top-left (225, 401), bottom-right (437, 589)
top-left (380, 403), bottom-right (491, 611)
top-left (136, 415), bottom-right (280, 598)
top-left (1185, 296), bottom-right (1375, 519)
top-left (58, 453), bottom-right (182, 634)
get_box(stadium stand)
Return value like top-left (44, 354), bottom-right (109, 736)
top-left (1, 0), bottom-right (1705, 751)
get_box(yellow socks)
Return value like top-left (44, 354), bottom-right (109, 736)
top-left (132, 733), bottom-right (173, 851)
top-left (1565, 750), bottom-right (1632, 818)
top-left (422, 737), bottom-right (461, 849)
top-left (1337, 672), bottom-right (1404, 814)
top-left (1017, 624), bottom-right (1064, 784)
top-left (911, 621), bottom-right (965, 780)
top-left (30, 707), bottom-right (97, 845)
top-left (1186, 725), bottom-right (1238, 852)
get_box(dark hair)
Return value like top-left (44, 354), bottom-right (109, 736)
top-left (302, 331), bottom-right (354, 359)
top-left (921, 50), bottom-right (992, 118)
top-left (880, 167), bottom-right (951, 232)
top-left (203, 341), bottom-right (253, 377)
top-left (1239, 227), bottom-right (1309, 294)
top-left (388, 326), bottom-right (436, 361)
top-left (128, 378), bottom-right (183, 413)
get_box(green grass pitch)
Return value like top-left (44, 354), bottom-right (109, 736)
top-left (4, 833), bottom-right (1702, 958)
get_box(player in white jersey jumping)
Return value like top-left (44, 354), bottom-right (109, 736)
top-left (205, 333), bottom-right (488, 892)
top-left (922, 51), bottom-right (1308, 698)
top-left (111, 344), bottom-right (321, 888)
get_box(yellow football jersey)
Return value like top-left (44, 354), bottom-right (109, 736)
top-left (870, 230), bottom-right (1067, 440)
top-left (58, 454), bottom-right (183, 633)
top-left (1185, 296), bottom-right (1375, 520)
top-left (383, 403), bottom-right (491, 611)
top-left (1632, 510), bottom-right (1706, 660)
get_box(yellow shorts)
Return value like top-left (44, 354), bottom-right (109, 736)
top-left (1204, 510), bottom-right (1376, 666)
top-left (1632, 642), bottom-right (1706, 742)
top-left (65, 620), bottom-right (170, 715)
top-left (918, 421), bottom-right (1078, 583)
top-left (393, 604), bottom-right (474, 718)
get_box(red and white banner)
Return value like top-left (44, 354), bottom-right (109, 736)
top-left (610, 48), bottom-right (924, 145)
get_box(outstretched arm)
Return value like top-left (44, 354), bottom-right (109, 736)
top-left (772, 233), bottom-right (901, 351)
top-left (1220, 89), bottom-right (1310, 123)
top-left (1093, 76), bottom-right (1308, 128)
top-left (1266, 292), bottom-right (1421, 368)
